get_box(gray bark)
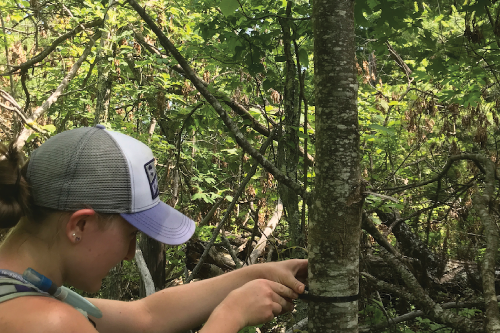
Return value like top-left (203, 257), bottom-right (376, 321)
top-left (308, 0), bottom-right (362, 332)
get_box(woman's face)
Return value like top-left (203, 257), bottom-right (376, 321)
top-left (65, 215), bottom-right (138, 293)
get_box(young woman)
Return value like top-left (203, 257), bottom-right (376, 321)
top-left (0, 125), bottom-right (307, 333)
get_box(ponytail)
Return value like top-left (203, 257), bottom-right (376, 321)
top-left (0, 143), bottom-right (32, 228)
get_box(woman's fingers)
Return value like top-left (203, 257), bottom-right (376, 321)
top-left (269, 282), bottom-right (296, 314)
top-left (270, 280), bottom-right (298, 300)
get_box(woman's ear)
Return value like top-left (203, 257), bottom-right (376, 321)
top-left (66, 209), bottom-right (97, 244)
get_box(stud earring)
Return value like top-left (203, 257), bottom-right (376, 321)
top-left (72, 232), bottom-right (81, 242)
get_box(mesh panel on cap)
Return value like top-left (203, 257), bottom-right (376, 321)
top-left (27, 127), bottom-right (132, 213)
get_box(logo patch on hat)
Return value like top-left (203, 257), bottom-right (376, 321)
top-left (144, 159), bottom-right (159, 200)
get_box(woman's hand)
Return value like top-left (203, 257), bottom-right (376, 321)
top-left (206, 279), bottom-right (298, 332)
top-left (258, 259), bottom-right (308, 295)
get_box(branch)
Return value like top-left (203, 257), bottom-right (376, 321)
top-left (0, 19), bottom-right (102, 76)
top-left (14, 31), bottom-right (102, 148)
top-left (385, 41), bottom-right (412, 81)
top-left (127, 0), bottom-right (309, 202)
top-left (364, 191), bottom-right (398, 202)
top-left (360, 296), bottom-right (500, 332)
top-left (0, 90), bottom-right (48, 137)
top-left (361, 212), bottom-right (400, 257)
top-left (197, 197), bottom-right (224, 228)
top-left (381, 154), bottom-right (487, 194)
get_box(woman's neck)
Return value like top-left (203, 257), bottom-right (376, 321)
top-left (0, 226), bottom-right (65, 286)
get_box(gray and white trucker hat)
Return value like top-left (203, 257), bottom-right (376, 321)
top-left (26, 125), bottom-right (195, 245)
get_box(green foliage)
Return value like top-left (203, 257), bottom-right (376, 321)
top-left (238, 324), bottom-right (263, 333)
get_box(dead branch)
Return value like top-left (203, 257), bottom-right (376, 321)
top-left (246, 199), bottom-right (283, 265)
top-left (381, 154), bottom-right (487, 194)
top-left (134, 242), bottom-right (155, 296)
top-left (0, 90), bottom-right (48, 136)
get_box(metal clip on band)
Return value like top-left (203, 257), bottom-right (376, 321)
top-left (298, 287), bottom-right (359, 303)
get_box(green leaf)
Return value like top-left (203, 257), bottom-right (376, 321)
top-left (225, 195), bottom-right (233, 202)
top-left (191, 192), bottom-right (206, 201)
top-left (248, 63), bottom-right (264, 76)
top-left (275, 55), bottom-right (286, 62)
top-left (42, 124), bottom-right (57, 133)
top-left (369, 124), bottom-right (394, 136)
top-left (220, 0), bottom-right (239, 16)
top-left (297, 131), bottom-right (308, 139)
top-left (263, 79), bottom-right (275, 91)
top-left (299, 49), bottom-right (309, 68)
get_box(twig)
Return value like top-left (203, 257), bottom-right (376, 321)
top-left (198, 197), bottom-right (225, 228)
top-left (364, 191), bottom-right (398, 202)
top-left (381, 154), bottom-right (488, 194)
top-left (220, 233), bottom-right (242, 269)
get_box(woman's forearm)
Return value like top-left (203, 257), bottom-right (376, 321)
top-left (89, 260), bottom-right (307, 333)
top-left (89, 265), bottom-right (264, 333)
top-left (138, 264), bottom-right (266, 333)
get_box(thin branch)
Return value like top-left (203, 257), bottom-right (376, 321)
top-left (379, 249), bottom-right (482, 333)
top-left (364, 191), bottom-right (398, 202)
top-left (131, 24), bottom-right (314, 165)
top-left (380, 154), bottom-right (487, 193)
top-left (197, 197), bottom-right (224, 228)
top-left (234, 0), bottom-right (310, 21)
top-left (0, 9), bottom-right (15, 97)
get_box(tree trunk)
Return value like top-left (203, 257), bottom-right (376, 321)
top-left (474, 156), bottom-right (500, 333)
top-left (277, 1), bottom-right (302, 254)
top-left (308, 0), bottom-right (362, 332)
top-left (94, 0), bottom-right (114, 125)
top-left (139, 233), bottom-right (166, 297)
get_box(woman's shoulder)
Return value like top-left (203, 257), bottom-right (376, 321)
top-left (0, 295), bottom-right (98, 332)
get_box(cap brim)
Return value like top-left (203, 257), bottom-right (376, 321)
top-left (121, 202), bottom-right (196, 245)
